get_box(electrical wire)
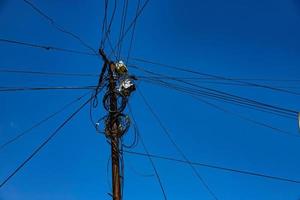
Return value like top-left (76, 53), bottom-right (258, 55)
top-left (0, 38), bottom-right (96, 56)
top-left (23, 0), bottom-right (97, 54)
top-left (124, 150), bottom-right (300, 184)
top-left (126, 0), bottom-right (141, 64)
top-left (138, 76), bottom-right (300, 90)
top-left (131, 58), bottom-right (300, 96)
top-left (128, 104), bottom-right (168, 199)
top-left (0, 68), bottom-right (98, 77)
top-left (109, 0), bottom-right (150, 57)
top-left (101, 0), bottom-right (117, 50)
top-left (142, 78), bottom-right (296, 120)
top-left (0, 94), bottom-right (94, 188)
top-left (142, 78), bottom-right (299, 137)
top-left (100, 0), bottom-right (109, 49)
top-left (117, 0), bottom-right (129, 59)
top-left (0, 92), bottom-right (90, 151)
top-left (131, 65), bottom-right (298, 119)
top-left (0, 86), bottom-right (96, 92)
top-left (138, 89), bottom-right (219, 200)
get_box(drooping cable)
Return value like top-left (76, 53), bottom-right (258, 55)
top-left (131, 65), bottom-right (298, 119)
top-left (142, 78), bottom-right (299, 137)
top-left (126, 0), bottom-right (141, 64)
top-left (131, 58), bottom-right (300, 96)
top-left (109, 0), bottom-right (150, 57)
top-left (116, 0), bottom-right (129, 59)
top-left (0, 38), bottom-right (96, 56)
top-left (138, 89), bottom-right (219, 200)
top-left (0, 68), bottom-right (98, 77)
top-left (23, 0), bottom-right (97, 54)
top-left (0, 86), bottom-right (96, 92)
top-left (142, 78), bottom-right (296, 120)
top-left (0, 94), bottom-right (94, 188)
top-left (128, 104), bottom-right (168, 199)
top-left (124, 150), bottom-right (300, 184)
top-left (0, 92), bottom-right (90, 151)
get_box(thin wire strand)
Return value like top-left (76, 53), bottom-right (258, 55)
top-left (109, 0), bottom-right (150, 57)
top-left (0, 38), bottom-right (96, 56)
top-left (0, 68), bottom-right (98, 77)
top-left (126, 0), bottom-right (141, 64)
top-left (142, 78), bottom-right (299, 137)
top-left (0, 94), bottom-right (94, 188)
top-left (23, 0), bottom-right (97, 54)
top-left (0, 86), bottom-right (96, 92)
top-left (131, 58), bottom-right (300, 96)
top-left (138, 89), bottom-right (219, 200)
top-left (117, 0), bottom-right (129, 59)
top-left (131, 65), bottom-right (298, 118)
top-left (141, 78), bottom-right (296, 119)
top-left (128, 104), bottom-right (168, 199)
top-left (0, 92), bottom-right (90, 151)
top-left (124, 150), bottom-right (300, 184)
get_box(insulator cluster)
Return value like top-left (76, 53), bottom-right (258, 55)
top-left (98, 60), bottom-right (136, 138)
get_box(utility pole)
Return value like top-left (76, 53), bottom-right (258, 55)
top-left (98, 49), bottom-right (127, 200)
top-left (108, 61), bottom-right (122, 200)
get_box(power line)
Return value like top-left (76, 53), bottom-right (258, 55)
top-left (128, 104), bottom-right (168, 199)
top-left (101, 0), bottom-right (117, 50)
top-left (131, 65), bottom-right (298, 118)
top-left (126, 0), bottom-right (141, 64)
top-left (0, 86), bottom-right (96, 92)
top-left (142, 78), bottom-right (296, 120)
top-left (0, 38), bottom-right (96, 56)
top-left (124, 150), bottom-right (300, 184)
top-left (141, 78), bottom-right (299, 137)
top-left (109, 0), bottom-right (150, 57)
top-left (138, 89), bottom-right (219, 200)
top-left (138, 76), bottom-right (300, 89)
top-left (0, 94), bottom-right (93, 188)
top-left (0, 92), bottom-right (90, 151)
top-left (116, 0), bottom-right (129, 59)
top-left (100, 0), bottom-right (109, 48)
top-left (0, 68), bottom-right (98, 77)
top-left (23, 0), bottom-right (97, 54)
top-left (138, 75), bottom-right (300, 83)
top-left (131, 57), bottom-right (300, 96)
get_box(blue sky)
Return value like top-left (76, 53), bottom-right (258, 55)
top-left (0, 0), bottom-right (300, 199)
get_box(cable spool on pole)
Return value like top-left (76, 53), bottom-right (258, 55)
top-left (98, 48), bottom-right (136, 200)
top-left (99, 49), bottom-right (122, 200)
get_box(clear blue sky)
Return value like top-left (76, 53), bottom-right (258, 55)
top-left (1, 0), bottom-right (300, 199)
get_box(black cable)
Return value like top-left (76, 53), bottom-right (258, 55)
top-left (126, 0), bottom-right (141, 64)
top-left (0, 38), bottom-right (96, 56)
top-left (0, 94), bottom-right (93, 188)
top-left (145, 78), bottom-right (299, 136)
top-left (100, 0), bottom-right (109, 49)
top-left (188, 95), bottom-right (300, 137)
top-left (0, 68), bottom-right (98, 77)
top-left (131, 58), bottom-right (300, 96)
top-left (102, 0), bottom-right (117, 50)
top-left (138, 89), bottom-right (219, 200)
top-left (128, 104), bottom-right (168, 200)
top-left (144, 79), bottom-right (298, 137)
top-left (139, 76), bottom-right (300, 89)
top-left (131, 65), bottom-right (298, 118)
top-left (0, 92), bottom-right (90, 151)
top-left (142, 78), bottom-right (296, 119)
top-left (0, 86), bottom-right (96, 92)
top-left (117, 0), bottom-right (129, 59)
top-left (23, 0), bottom-right (97, 54)
top-left (124, 150), bottom-right (300, 185)
top-left (109, 0), bottom-right (150, 57)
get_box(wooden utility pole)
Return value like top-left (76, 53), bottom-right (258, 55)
top-left (99, 49), bottom-right (122, 200)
